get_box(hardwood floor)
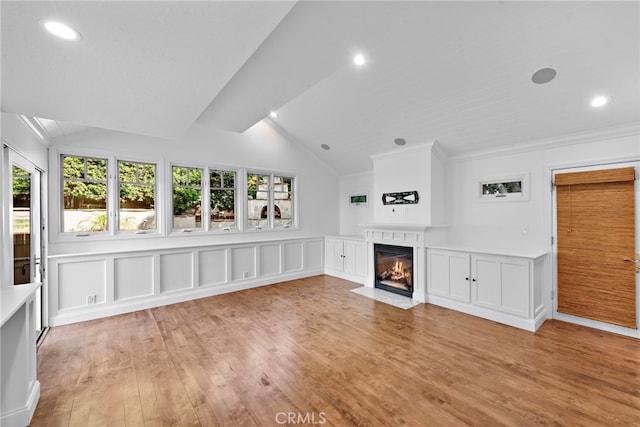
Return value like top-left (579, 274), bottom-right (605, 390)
top-left (32, 275), bottom-right (640, 426)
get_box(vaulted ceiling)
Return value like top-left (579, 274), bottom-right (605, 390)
top-left (2, 1), bottom-right (639, 175)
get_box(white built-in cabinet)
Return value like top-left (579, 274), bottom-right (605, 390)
top-left (427, 248), bottom-right (547, 331)
top-left (324, 236), bottom-right (367, 284)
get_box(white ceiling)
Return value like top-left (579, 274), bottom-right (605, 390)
top-left (2, 1), bottom-right (639, 175)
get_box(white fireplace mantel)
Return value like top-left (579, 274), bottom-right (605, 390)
top-left (362, 223), bottom-right (447, 303)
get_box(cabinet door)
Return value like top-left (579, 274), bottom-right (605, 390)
top-left (428, 250), bottom-right (470, 302)
top-left (449, 252), bottom-right (471, 302)
top-left (324, 238), bottom-right (343, 272)
top-left (343, 240), bottom-right (366, 277)
top-left (471, 256), bottom-right (501, 310)
top-left (499, 258), bottom-right (530, 317)
top-left (428, 251), bottom-right (451, 297)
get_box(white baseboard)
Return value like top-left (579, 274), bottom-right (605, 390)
top-left (0, 380), bottom-right (40, 426)
top-left (426, 294), bottom-right (542, 332)
top-left (323, 269), bottom-right (367, 286)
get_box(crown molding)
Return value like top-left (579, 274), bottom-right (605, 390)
top-left (447, 123), bottom-right (640, 161)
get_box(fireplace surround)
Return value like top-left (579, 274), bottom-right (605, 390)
top-left (364, 223), bottom-right (447, 302)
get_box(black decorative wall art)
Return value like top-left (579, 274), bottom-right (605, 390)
top-left (382, 191), bottom-right (419, 205)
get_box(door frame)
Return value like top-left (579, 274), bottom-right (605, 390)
top-left (2, 144), bottom-right (48, 334)
top-left (546, 156), bottom-right (640, 338)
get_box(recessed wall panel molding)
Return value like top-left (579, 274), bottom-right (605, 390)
top-left (115, 256), bottom-right (154, 301)
top-left (47, 237), bottom-right (325, 326)
top-left (58, 260), bottom-right (106, 310)
top-left (260, 244), bottom-right (282, 277)
top-left (304, 239), bottom-right (323, 270)
top-left (231, 247), bottom-right (256, 281)
top-left (199, 249), bottom-right (228, 286)
top-left (160, 252), bottom-right (194, 293)
top-left (284, 241), bottom-right (303, 273)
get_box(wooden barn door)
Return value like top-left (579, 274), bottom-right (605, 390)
top-left (555, 167), bottom-right (637, 329)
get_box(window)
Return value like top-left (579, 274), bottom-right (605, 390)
top-left (210, 169), bottom-right (236, 230)
top-left (62, 155), bottom-right (108, 232)
top-left (172, 166), bottom-right (203, 231)
top-left (273, 175), bottom-right (294, 228)
top-left (118, 161), bottom-right (156, 232)
top-left (247, 173), bottom-right (270, 229)
top-left (247, 172), bottom-right (295, 230)
top-left (479, 175), bottom-right (528, 201)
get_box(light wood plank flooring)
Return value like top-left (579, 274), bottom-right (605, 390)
top-left (32, 275), bottom-right (640, 426)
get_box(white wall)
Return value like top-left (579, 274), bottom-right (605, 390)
top-left (339, 171), bottom-right (373, 236)
top-left (1, 114), bottom-right (49, 170)
top-left (445, 132), bottom-right (640, 250)
top-left (372, 143), bottom-right (432, 224)
top-left (338, 129), bottom-right (639, 248)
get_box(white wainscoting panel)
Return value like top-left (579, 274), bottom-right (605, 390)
top-left (199, 249), bottom-right (228, 286)
top-left (160, 252), bottom-right (194, 293)
top-left (260, 244), bottom-right (282, 277)
top-left (283, 241), bottom-right (303, 273)
top-left (304, 239), bottom-right (323, 269)
top-left (231, 246), bottom-right (257, 281)
top-left (58, 260), bottom-right (106, 310)
top-left (48, 237), bottom-right (324, 326)
top-left (114, 256), bottom-right (154, 301)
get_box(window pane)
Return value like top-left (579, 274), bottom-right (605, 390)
top-left (139, 163), bottom-right (155, 183)
top-left (173, 167), bottom-right (187, 186)
top-left (210, 170), bottom-right (222, 188)
top-left (482, 180), bottom-right (522, 195)
top-left (172, 166), bottom-right (202, 230)
top-left (274, 176), bottom-right (293, 228)
top-left (87, 158), bottom-right (107, 180)
top-left (12, 166), bottom-right (31, 285)
top-left (247, 173), bottom-right (270, 228)
top-left (62, 156), bottom-right (83, 179)
top-left (211, 170), bottom-right (236, 229)
top-left (62, 155), bottom-right (108, 232)
top-left (188, 168), bottom-right (202, 186)
top-left (119, 161), bottom-right (156, 231)
top-left (223, 172), bottom-right (234, 188)
top-left (118, 161), bottom-right (137, 183)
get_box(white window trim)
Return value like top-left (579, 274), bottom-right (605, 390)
top-left (116, 158), bottom-right (161, 236)
top-left (51, 148), bottom-right (163, 242)
top-left (245, 170), bottom-right (298, 232)
top-left (168, 161), bottom-right (243, 236)
top-left (51, 149), bottom-right (296, 242)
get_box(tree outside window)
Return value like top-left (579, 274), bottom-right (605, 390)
top-left (118, 161), bottom-right (156, 231)
top-left (62, 155), bottom-right (108, 232)
top-left (172, 166), bottom-right (202, 230)
top-left (210, 169), bottom-right (236, 229)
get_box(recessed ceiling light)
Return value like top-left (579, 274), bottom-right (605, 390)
top-left (353, 54), bottom-right (366, 66)
top-left (531, 67), bottom-right (557, 84)
top-left (269, 111), bottom-right (278, 118)
top-left (590, 95), bottom-right (609, 108)
top-left (39, 19), bottom-right (81, 41)
top-left (320, 144), bottom-right (331, 151)
top-left (394, 138), bottom-right (406, 146)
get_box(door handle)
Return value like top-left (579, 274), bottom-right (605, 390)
top-left (624, 254), bottom-right (640, 273)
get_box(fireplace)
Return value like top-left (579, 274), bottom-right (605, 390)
top-left (374, 244), bottom-right (413, 297)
